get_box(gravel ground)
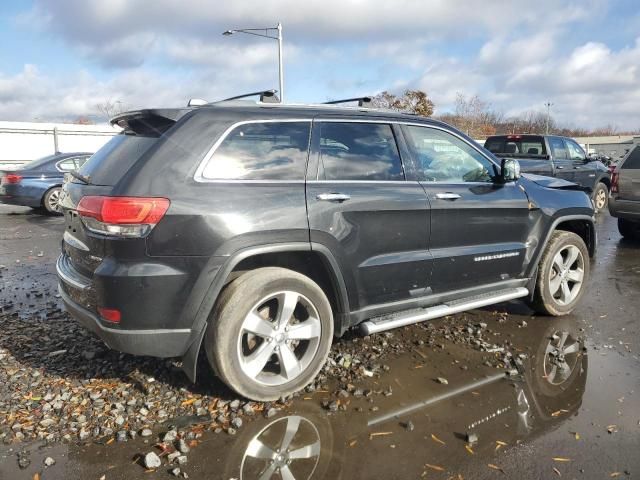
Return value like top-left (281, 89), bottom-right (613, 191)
top-left (1, 205), bottom-right (639, 479)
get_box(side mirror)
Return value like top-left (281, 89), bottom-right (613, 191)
top-left (500, 158), bottom-right (521, 182)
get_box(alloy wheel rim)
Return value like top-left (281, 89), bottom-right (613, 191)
top-left (595, 188), bottom-right (607, 210)
top-left (47, 189), bottom-right (61, 212)
top-left (237, 291), bottom-right (322, 386)
top-left (240, 415), bottom-right (321, 480)
top-left (543, 331), bottom-right (580, 385)
top-left (548, 245), bottom-right (584, 306)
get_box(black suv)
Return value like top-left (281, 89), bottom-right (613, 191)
top-left (57, 97), bottom-right (596, 401)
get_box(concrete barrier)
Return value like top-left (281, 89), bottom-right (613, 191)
top-left (0, 121), bottom-right (120, 169)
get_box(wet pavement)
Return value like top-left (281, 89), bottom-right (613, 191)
top-left (0, 204), bottom-right (639, 479)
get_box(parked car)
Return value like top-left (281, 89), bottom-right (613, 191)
top-left (57, 97), bottom-right (596, 401)
top-left (484, 134), bottom-right (611, 212)
top-left (609, 145), bottom-right (640, 239)
top-left (0, 152), bottom-right (93, 214)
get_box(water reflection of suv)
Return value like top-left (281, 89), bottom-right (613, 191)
top-left (57, 94), bottom-right (596, 400)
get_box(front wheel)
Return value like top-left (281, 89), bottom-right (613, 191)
top-left (530, 231), bottom-right (590, 316)
top-left (205, 267), bottom-right (334, 401)
top-left (592, 182), bottom-right (608, 213)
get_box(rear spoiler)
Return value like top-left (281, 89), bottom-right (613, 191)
top-left (110, 109), bottom-right (191, 135)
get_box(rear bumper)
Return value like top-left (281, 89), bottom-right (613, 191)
top-left (56, 253), bottom-right (193, 358)
top-left (0, 183), bottom-right (47, 207)
top-left (58, 284), bottom-right (192, 357)
top-left (609, 196), bottom-right (640, 220)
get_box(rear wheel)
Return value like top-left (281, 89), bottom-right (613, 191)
top-left (43, 187), bottom-right (63, 215)
top-left (618, 218), bottom-right (640, 240)
top-left (205, 267), bottom-right (334, 401)
top-left (592, 182), bottom-right (608, 213)
top-left (530, 231), bottom-right (590, 316)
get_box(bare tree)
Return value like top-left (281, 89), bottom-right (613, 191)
top-left (372, 90), bottom-right (434, 117)
top-left (95, 100), bottom-right (126, 119)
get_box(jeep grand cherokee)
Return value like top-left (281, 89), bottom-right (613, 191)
top-left (57, 96), bottom-right (596, 401)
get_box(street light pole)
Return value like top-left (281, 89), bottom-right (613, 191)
top-left (277, 23), bottom-right (284, 103)
top-left (545, 101), bottom-right (554, 134)
top-left (222, 23), bottom-right (284, 103)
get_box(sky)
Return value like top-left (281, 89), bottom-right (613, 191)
top-left (1, 0), bottom-right (639, 129)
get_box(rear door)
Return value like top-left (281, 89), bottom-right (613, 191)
top-left (484, 135), bottom-right (553, 176)
top-left (306, 119), bottom-right (431, 311)
top-left (547, 136), bottom-right (574, 182)
top-left (618, 146), bottom-right (640, 201)
top-left (401, 124), bottom-right (531, 293)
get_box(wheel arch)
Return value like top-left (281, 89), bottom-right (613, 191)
top-left (181, 243), bottom-right (350, 382)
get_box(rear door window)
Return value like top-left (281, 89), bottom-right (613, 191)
top-left (200, 121), bottom-right (311, 180)
top-left (316, 122), bottom-right (404, 181)
top-left (484, 137), bottom-right (545, 156)
top-left (549, 137), bottom-right (568, 160)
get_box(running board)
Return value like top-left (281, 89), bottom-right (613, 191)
top-left (360, 287), bottom-right (529, 335)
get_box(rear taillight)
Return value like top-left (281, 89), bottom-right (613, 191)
top-left (1, 173), bottom-right (22, 184)
top-left (77, 196), bottom-right (170, 237)
top-left (611, 171), bottom-right (619, 194)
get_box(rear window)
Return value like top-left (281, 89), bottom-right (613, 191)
top-left (621, 146), bottom-right (640, 169)
top-left (200, 122), bottom-right (311, 180)
top-left (77, 134), bottom-right (158, 185)
top-left (485, 137), bottom-right (546, 156)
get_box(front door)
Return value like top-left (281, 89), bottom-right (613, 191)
top-left (400, 124), bottom-right (531, 294)
top-left (564, 138), bottom-right (594, 188)
top-left (306, 120), bottom-right (431, 312)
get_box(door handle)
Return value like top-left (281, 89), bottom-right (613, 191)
top-left (316, 192), bottom-right (351, 202)
top-left (556, 166), bottom-right (564, 169)
top-left (435, 192), bottom-right (461, 200)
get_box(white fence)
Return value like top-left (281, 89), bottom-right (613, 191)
top-left (0, 121), bottom-right (120, 169)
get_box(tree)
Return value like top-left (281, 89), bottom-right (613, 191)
top-left (372, 89), bottom-right (434, 117)
top-left (95, 100), bottom-right (126, 119)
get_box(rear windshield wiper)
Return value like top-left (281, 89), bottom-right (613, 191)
top-left (69, 170), bottom-right (91, 184)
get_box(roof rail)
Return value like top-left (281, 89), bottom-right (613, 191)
top-left (324, 96), bottom-right (373, 107)
top-left (219, 89), bottom-right (280, 103)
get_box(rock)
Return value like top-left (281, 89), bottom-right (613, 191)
top-left (229, 399), bottom-right (241, 411)
top-left (227, 427), bottom-right (237, 436)
top-left (403, 421), bottom-right (415, 432)
top-left (177, 455), bottom-right (188, 465)
top-left (163, 429), bottom-right (178, 442)
top-left (171, 467), bottom-right (182, 476)
top-left (39, 418), bottom-right (56, 428)
top-left (17, 451), bottom-right (30, 469)
top-left (231, 417), bottom-right (243, 429)
top-left (82, 350), bottom-right (96, 360)
top-left (44, 456), bottom-right (56, 467)
top-left (79, 428), bottom-right (90, 441)
top-left (140, 428), bottom-right (153, 438)
top-left (116, 430), bottom-right (128, 442)
top-left (265, 407), bottom-right (277, 418)
top-left (242, 403), bottom-right (254, 415)
top-left (177, 438), bottom-right (190, 454)
top-left (465, 432), bottom-right (478, 444)
top-left (436, 377), bottom-right (449, 385)
top-left (115, 415), bottom-right (125, 427)
top-left (167, 452), bottom-right (181, 462)
top-left (144, 451), bottom-right (162, 469)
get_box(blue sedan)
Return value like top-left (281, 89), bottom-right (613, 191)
top-left (0, 152), bottom-right (92, 214)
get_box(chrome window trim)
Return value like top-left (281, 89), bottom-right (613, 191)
top-left (193, 116), bottom-right (502, 184)
top-left (55, 157), bottom-right (80, 173)
top-left (193, 119), bottom-right (312, 183)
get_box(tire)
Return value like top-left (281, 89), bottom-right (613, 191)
top-left (592, 182), bottom-right (608, 213)
top-left (42, 187), bottom-right (63, 215)
top-left (205, 267), bottom-right (334, 401)
top-left (530, 231), bottom-right (590, 316)
top-left (618, 218), bottom-right (639, 239)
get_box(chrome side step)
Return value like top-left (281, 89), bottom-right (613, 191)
top-left (360, 287), bottom-right (529, 335)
